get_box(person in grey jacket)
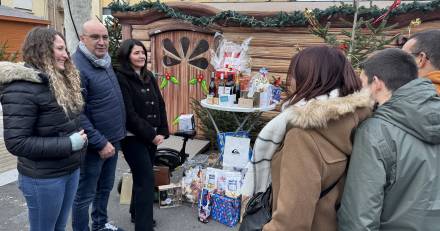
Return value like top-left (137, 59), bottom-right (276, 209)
top-left (338, 48), bottom-right (440, 231)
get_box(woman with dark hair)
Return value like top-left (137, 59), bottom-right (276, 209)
top-left (241, 46), bottom-right (373, 231)
top-left (115, 39), bottom-right (169, 231)
top-left (0, 27), bottom-right (87, 230)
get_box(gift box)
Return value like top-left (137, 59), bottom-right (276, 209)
top-left (158, 183), bottom-right (183, 208)
top-left (238, 98), bottom-right (253, 108)
top-left (211, 193), bottom-right (241, 227)
top-left (204, 168), bottom-right (244, 197)
top-left (198, 188), bottom-right (211, 223)
top-left (216, 131), bottom-right (252, 160)
top-left (272, 86), bottom-right (282, 104)
top-left (179, 114), bottom-right (195, 131)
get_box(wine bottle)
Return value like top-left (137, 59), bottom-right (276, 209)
top-left (209, 72), bottom-right (216, 97)
top-left (224, 73), bottom-right (234, 95)
top-left (218, 73), bottom-right (225, 95)
top-left (233, 73), bottom-right (241, 104)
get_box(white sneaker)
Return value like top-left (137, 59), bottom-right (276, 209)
top-left (98, 222), bottom-right (125, 231)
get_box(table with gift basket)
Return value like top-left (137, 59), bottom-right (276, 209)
top-left (182, 34), bottom-right (283, 228)
top-left (124, 35), bottom-right (282, 229)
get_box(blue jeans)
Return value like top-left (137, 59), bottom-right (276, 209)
top-left (18, 169), bottom-right (80, 231)
top-left (72, 142), bottom-right (120, 231)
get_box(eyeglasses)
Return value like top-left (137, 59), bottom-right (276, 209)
top-left (411, 52), bottom-right (429, 60)
top-left (83, 34), bottom-right (109, 41)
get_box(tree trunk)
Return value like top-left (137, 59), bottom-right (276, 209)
top-left (348, 0), bottom-right (359, 61)
top-left (63, 0), bottom-right (92, 53)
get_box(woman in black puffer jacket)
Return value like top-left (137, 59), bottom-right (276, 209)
top-left (0, 27), bottom-right (87, 231)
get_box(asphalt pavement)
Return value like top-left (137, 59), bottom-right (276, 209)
top-left (0, 154), bottom-right (239, 231)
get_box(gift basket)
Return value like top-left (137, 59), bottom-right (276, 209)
top-left (206, 33), bottom-right (281, 108)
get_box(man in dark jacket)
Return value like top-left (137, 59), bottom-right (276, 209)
top-left (71, 20), bottom-right (126, 231)
top-left (402, 29), bottom-right (440, 94)
top-left (338, 48), bottom-right (440, 230)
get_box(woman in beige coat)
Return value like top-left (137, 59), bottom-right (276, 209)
top-left (241, 46), bottom-right (373, 231)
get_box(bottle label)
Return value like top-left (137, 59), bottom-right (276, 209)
top-left (218, 86), bottom-right (225, 95)
top-left (224, 87), bottom-right (231, 95)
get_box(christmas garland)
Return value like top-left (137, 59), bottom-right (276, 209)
top-left (109, 0), bottom-right (440, 28)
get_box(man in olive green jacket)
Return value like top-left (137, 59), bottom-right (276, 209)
top-left (338, 48), bottom-right (440, 231)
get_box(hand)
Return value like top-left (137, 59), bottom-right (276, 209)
top-left (79, 130), bottom-right (87, 143)
top-left (98, 142), bottom-right (115, 159)
top-left (152, 135), bottom-right (165, 145)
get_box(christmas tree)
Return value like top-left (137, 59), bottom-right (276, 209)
top-left (305, 0), bottom-right (401, 68)
top-left (103, 16), bottom-right (122, 66)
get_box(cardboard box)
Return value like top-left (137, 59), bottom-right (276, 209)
top-left (238, 98), bottom-right (253, 108)
top-left (158, 183), bottom-right (183, 208)
top-left (154, 165), bottom-right (170, 187)
top-left (119, 172), bottom-right (133, 205)
top-left (219, 94), bottom-right (230, 106)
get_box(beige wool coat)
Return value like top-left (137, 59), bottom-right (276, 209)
top-left (263, 91), bottom-right (372, 231)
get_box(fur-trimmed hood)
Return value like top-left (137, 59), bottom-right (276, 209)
top-left (286, 89), bottom-right (374, 129)
top-left (242, 89), bottom-right (374, 196)
top-left (0, 61), bottom-right (43, 86)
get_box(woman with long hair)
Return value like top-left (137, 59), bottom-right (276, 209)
top-left (0, 27), bottom-right (87, 230)
top-left (115, 39), bottom-right (169, 231)
top-left (241, 46), bottom-right (373, 231)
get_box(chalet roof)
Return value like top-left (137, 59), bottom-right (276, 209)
top-left (202, 1), bottom-right (431, 12)
top-left (113, 1), bottom-right (439, 29)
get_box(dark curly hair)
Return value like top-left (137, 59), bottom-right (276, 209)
top-left (21, 27), bottom-right (83, 115)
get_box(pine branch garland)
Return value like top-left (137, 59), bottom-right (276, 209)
top-left (109, 0), bottom-right (440, 28)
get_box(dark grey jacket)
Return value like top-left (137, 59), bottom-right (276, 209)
top-left (0, 62), bottom-right (84, 178)
top-left (338, 78), bottom-right (440, 231)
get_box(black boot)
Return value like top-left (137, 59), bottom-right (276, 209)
top-left (131, 215), bottom-right (156, 228)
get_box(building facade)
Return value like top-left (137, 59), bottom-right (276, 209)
top-left (1, 0), bottom-right (103, 32)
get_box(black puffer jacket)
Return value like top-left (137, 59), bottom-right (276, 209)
top-left (0, 62), bottom-right (85, 178)
top-left (116, 68), bottom-right (169, 145)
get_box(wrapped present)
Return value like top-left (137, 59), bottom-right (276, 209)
top-left (182, 165), bottom-right (204, 203)
top-left (211, 193), bottom-right (241, 227)
top-left (272, 86), bottom-right (282, 104)
top-left (210, 33), bottom-right (252, 73)
top-left (198, 188), bottom-right (211, 223)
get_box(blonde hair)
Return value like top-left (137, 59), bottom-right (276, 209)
top-left (22, 27), bottom-right (84, 115)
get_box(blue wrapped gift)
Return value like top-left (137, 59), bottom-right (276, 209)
top-left (210, 193), bottom-right (241, 227)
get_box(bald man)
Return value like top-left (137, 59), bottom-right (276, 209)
top-left (71, 20), bottom-right (126, 231)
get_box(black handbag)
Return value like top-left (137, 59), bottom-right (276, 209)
top-left (239, 177), bottom-right (342, 231)
top-left (239, 184), bottom-right (272, 231)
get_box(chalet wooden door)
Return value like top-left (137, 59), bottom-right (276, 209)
top-left (151, 31), bottom-right (214, 133)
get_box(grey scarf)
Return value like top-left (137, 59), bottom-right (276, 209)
top-left (78, 42), bottom-right (111, 68)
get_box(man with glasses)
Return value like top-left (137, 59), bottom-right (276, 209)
top-left (71, 20), bottom-right (126, 231)
top-left (402, 29), bottom-right (440, 94)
